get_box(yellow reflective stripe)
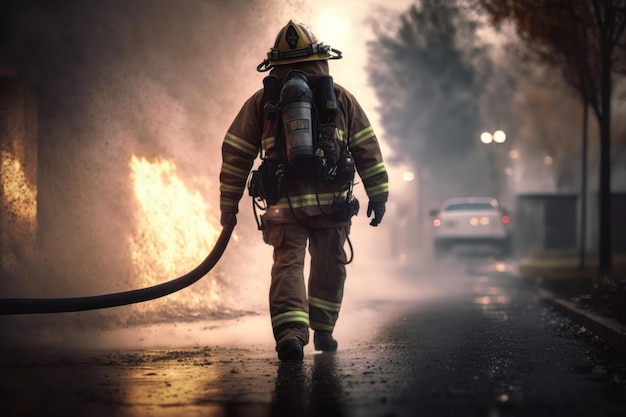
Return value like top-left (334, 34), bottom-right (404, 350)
top-left (220, 196), bottom-right (238, 207)
top-left (261, 136), bottom-right (276, 151)
top-left (220, 183), bottom-right (243, 194)
top-left (272, 191), bottom-right (348, 209)
top-left (360, 162), bottom-right (386, 180)
top-left (337, 129), bottom-right (347, 143)
top-left (310, 321), bottom-right (334, 332)
top-left (224, 133), bottom-right (258, 158)
top-left (221, 162), bottom-right (248, 180)
top-left (272, 310), bottom-right (309, 328)
top-left (309, 296), bottom-right (341, 312)
top-left (367, 182), bottom-right (389, 197)
top-left (350, 126), bottom-right (375, 147)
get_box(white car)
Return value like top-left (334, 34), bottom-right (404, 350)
top-left (429, 197), bottom-right (512, 258)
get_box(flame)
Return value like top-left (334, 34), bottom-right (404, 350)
top-left (128, 155), bottom-right (224, 320)
top-left (0, 150), bottom-right (37, 267)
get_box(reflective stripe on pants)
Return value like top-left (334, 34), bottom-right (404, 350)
top-left (266, 222), bottom-right (349, 344)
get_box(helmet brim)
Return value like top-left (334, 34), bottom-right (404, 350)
top-left (269, 52), bottom-right (332, 67)
top-left (258, 47), bottom-right (342, 72)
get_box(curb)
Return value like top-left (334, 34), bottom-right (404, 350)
top-left (538, 288), bottom-right (626, 355)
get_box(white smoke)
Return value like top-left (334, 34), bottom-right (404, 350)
top-left (1, 0), bottom-right (445, 350)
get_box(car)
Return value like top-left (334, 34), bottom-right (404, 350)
top-left (429, 197), bottom-right (512, 258)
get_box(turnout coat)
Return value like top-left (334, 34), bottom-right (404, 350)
top-left (219, 60), bottom-right (389, 228)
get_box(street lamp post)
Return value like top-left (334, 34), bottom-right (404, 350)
top-left (480, 130), bottom-right (507, 201)
top-left (402, 170), bottom-right (417, 256)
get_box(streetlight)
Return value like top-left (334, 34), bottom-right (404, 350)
top-left (543, 155), bottom-right (553, 166)
top-left (493, 130), bottom-right (506, 143)
top-left (389, 169), bottom-right (416, 261)
top-left (480, 130), bottom-right (506, 144)
top-left (401, 169), bottom-right (418, 258)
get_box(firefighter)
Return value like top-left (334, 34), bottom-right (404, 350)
top-left (219, 21), bottom-right (388, 361)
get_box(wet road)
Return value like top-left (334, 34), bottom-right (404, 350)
top-left (1, 258), bottom-right (625, 416)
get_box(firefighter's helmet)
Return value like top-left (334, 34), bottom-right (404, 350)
top-left (257, 20), bottom-right (342, 72)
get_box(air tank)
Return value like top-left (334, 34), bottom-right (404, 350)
top-left (280, 70), bottom-right (315, 168)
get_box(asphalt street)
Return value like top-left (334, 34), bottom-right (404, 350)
top-left (1, 257), bottom-right (625, 417)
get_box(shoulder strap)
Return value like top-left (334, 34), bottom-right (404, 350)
top-left (261, 75), bottom-right (288, 162)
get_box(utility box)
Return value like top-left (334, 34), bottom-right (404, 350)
top-left (514, 193), bottom-right (578, 257)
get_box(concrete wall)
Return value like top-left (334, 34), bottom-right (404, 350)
top-left (515, 192), bottom-right (626, 258)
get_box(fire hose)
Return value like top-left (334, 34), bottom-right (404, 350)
top-left (0, 224), bottom-right (234, 315)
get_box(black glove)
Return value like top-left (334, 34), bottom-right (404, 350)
top-left (367, 201), bottom-right (386, 227)
top-left (220, 212), bottom-right (237, 227)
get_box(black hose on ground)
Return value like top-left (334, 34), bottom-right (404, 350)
top-left (0, 225), bottom-right (234, 315)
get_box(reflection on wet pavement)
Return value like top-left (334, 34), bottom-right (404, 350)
top-left (3, 258), bottom-right (623, 416)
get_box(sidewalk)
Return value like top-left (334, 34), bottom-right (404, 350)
top-left (537, 287), bottom-right (626, 354)
top-left (517, 253), bottom-right (626, 355)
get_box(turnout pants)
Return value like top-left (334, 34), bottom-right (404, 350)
top-left (265, 222), bottom-right (349, 348)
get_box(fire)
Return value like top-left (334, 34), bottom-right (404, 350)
top-left (128, 155), bottom-right (224, 320)
top-left (0, 150), bottom-right (37, 268)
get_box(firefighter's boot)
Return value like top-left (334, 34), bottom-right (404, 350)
top-left (313, 331), bottom-right (338, 352)
top-left (277, 337), bottom-right (304, 361)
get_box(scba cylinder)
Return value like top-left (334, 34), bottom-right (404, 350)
top-left (280, 71), bottom-right (315, 168)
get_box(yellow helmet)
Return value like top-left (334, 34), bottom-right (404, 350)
top-left (257, 20), bottom-right (342, 72)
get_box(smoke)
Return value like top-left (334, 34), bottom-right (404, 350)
top-left (0, 0), bottom-right (453, 350)
top-left (0, 1), bottom-right (279, 331)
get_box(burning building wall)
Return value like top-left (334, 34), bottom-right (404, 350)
top-left (0, 66), bottom-right (38, 272)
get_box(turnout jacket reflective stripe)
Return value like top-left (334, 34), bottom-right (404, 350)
top-left (220, 65), bottom-right (389, 224)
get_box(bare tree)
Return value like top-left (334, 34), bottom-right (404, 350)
top-left (480, 0), bottom-right (626, 272)
top-left (514, 78), bottom-right (590, 190)
top-left (367, 0), bottom-right (496, 168)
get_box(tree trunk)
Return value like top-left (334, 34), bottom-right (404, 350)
top-left (579, 99), bottom-right (588, 269)
top-left (598, 38), bottom-right (612, 273)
